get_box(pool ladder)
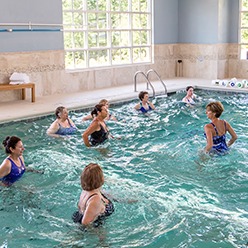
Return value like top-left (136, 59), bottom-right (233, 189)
top-left (134, 69), bottom-right (167, 98)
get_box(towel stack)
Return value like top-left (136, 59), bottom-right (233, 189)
top-left (9, 72), bottom-right (30, 85)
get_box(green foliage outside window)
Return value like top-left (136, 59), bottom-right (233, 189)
top-left (242, 0), bottom-right (248, 10)
top-left (241, 0), bottom-right (248, 59)
top-left (63, 0), bottom-right (151, 69)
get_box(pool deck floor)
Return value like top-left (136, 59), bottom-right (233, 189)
top-left (0, 77), bottom-right (248, 124)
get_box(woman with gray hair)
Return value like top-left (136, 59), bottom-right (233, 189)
top-left (47, 106), bottom-right (77, 137)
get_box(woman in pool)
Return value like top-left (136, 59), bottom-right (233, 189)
top-left (0, 136), bottom-right (26, 186)
top-left (82, 104), bottom-right (110, 147)
top-left (182, 86), bottom-right (197, 106)
top-left (134, 91), bottom-right (155, 113)
top-left (204, 101), bottom-right (237, 155)
top-left (82, 99), bottom-right (117, 121)
top-left (47, 106), bottom-right (77, 137)
top-left (72, 163), bottom-right (114, 226)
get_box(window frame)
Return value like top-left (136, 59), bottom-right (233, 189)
top-left (62, 0), bottom-right (153, 70)
top-left (239, 0), bottom-right (248, 59)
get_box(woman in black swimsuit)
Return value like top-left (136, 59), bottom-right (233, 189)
top-left (82, 104), bottom-right (110, 147)
top-left (72, 163), bottom-right (114, 226)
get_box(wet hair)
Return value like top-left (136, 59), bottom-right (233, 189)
top-left (99, 99), bottom-right (108, 105)
top-left (138, 91), bottom-right (148, 101)
top-left (80, 163), bottom-right (104, 191)
top-left (186, 86), bottom-right (194, 92)
top-left (91, 104), bottom-right (105, 117)
top-left (55, 106), bottom-right (65, 118)
top-left (2, 136), bottom-right (21, 154)
top-left (206, 101), bottom-right (224, 118)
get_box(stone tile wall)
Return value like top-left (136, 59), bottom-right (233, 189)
top-left (0, 43), bottom-right (245, 102)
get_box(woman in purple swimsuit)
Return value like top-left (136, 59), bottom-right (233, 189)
top-left (0, 136), bottom-right (26, 186)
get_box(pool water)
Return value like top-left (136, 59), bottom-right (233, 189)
top-left (0, 90), bottom-right (247, 248)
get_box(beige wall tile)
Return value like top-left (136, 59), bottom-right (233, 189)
top-left (0, 43), bottom-right (247, 102)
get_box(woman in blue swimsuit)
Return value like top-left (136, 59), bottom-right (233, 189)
top-left (204, 101), bottom-right (237, 155)
top-left (47, 106), bottom-right (77, 137)
top-left (134, 91), bottom-right (155, 113)
top-left (0, 136), bottom-right (26, 186)
top-left (182, 86), bottom-right (197, 106)
top-left (82, 104), bottom-right (110, 147)
top-left (72, 163), bottom-right (114, 227)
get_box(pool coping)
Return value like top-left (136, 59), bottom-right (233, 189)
top-left (0, 78), bottom-right (248, 125)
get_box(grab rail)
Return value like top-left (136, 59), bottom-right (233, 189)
top-left (134, 71), bottom-right (155, 98)
top-left (0, 22), bottom-right (63, 32)
top-left (146, 69), bottom-right (167, 96)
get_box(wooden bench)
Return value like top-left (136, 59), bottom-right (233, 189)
top-left (0, 83), bottom-right (35, 102)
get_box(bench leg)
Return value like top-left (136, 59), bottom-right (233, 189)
top-left (31, 85), bottom-right (35, 102)
top-left (21, 88), bottom-right (26, 100)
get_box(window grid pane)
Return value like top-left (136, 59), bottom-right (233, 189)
top-left (241, 0), bottom-right (248, 10)
top-left (63, 0), bottom-right (152, 69)
top-left (240, 1), bottom-right (248, 59)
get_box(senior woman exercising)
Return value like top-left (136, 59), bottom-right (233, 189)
top-left (72, 163), bottom-right (114, 226)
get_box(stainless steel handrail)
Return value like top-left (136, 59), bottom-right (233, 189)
top-left (0, 22), bottom-right (63, 32)
top-left (0, 22), bottom-right (63, 27)
top-left (134, 71), bottom-right (155, 98)
top-left (146, 69), bottom-right (167, 95)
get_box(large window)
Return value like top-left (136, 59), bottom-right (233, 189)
top-left (62, 0), bottom-right (152, 70)
top-left (240, 0), bottom-right (248, 59)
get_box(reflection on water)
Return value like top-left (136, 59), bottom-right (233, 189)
top-left (0, 90), bottom-right (248, 247)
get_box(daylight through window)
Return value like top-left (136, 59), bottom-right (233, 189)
top-left (62, 0), bottom-right (152, 69)
top-left (240, 0), bottom-right (248, 59)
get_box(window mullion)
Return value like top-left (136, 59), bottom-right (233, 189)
top-left (63, 0), bottom-right (152, 69)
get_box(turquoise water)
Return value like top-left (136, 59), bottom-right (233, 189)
top-left (0, 90), bottom-right (248, 248)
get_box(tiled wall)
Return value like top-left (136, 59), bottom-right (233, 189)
top-left (0, 43), bottom-right (244, 102)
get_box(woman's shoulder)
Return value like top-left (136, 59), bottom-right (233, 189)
top-left (47, 120), bottom-right (59, 132)
top-left (67, 117), bottom-right (76, 126)
top-left (0, 157), bottom-right (12, 170)
top-left (221, 119), bottom-right (231, 128)
top-left (182, 96), bottom-right (187, 102)
top-left (91, 118), bottom-right (100, 125)
top-left (50, 119), bottom-right (60, 127)
top-left (134, 102), bottom-right (141, 109)
top-left (2, 157), bottom-right (11, 165)
top-left (204, 123), bottom-right (214, 129)
top-left (84, 192), bottom-right (102, 206)
top-left (19, 155), bottom-right (25, 164)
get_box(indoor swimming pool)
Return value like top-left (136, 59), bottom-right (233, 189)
top-left (0, 90), bottom-right (247, 248)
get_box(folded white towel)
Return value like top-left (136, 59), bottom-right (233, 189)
top-left (9, 72), bottom-right (30, 83)
top-left (9, 81), bottom-right (24, 85)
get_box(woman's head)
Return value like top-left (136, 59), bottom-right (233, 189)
top-left (99, 99), bottom-right (109, 107)
top-left (186, 86), bottom-right (194, 96)
top-left (55, 106), bottom-right (67, 119)
top-left (91, 104), bottom-right (107, 118)
top-left (206, 101), bottom-right (224, 118)
top-left (80, 163), bottom-right (104, 191)
top-left (2, 136), bottom-right (22, 154)
top-left (186, 86), bottom-right (194, 92)
top-left (138, 91), bottom-right (149, 101)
